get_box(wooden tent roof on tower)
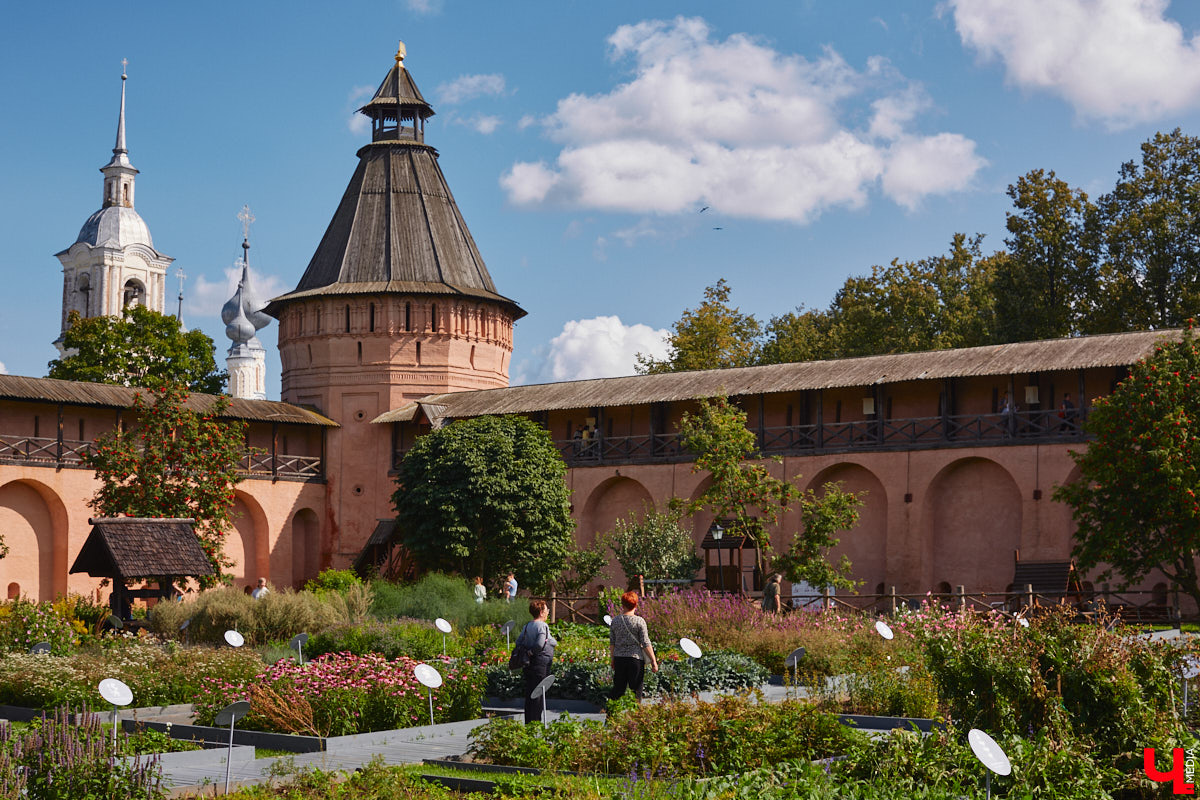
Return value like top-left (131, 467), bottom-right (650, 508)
top-left (264, 43), bottom-right (524, 319)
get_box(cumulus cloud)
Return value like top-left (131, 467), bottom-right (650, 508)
top-left (0, 360), bottom-right (6, 375)
top-left (186, 264), bottom-right (289, 322)
top-left (539, 316), bottom-right (669, 382)
top-left (437, 73), bottom-right (506, 104)
top-left (501, 17), bottom-right (983, 221)
top-left (949, 0), bottom-right (1200, 127)
top-left (346, 85), bottom-right (375, 136)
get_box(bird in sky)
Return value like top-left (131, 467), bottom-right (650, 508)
top-left (699, 206), bottom-right (709, 213)
top-left (712, 227), bottom-right (723, 230)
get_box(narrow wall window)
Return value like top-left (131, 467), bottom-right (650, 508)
top-left (78, 419), bottom-right (85, 441)
top-left (369, 303), bottom-right (375, 332)
top-left (431, 303), bottom-right (438, 332)
top-left (470, 345), bottom-right (476, 368)
top-left (405, 302), bottom-right (411, 332)
top-left (33, 416), bottom-right (39, 438)
top-left (357, 341), bottom-right (362, 365)
top-left (307, 344), bottom-right (313, 364)
top-left (416, 341), bottom-right (421, 365)
top-left (344, 305), bottom-right (351, 333)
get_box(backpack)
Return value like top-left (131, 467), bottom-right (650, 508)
top-left (508, 623), bottom-right (534, 671)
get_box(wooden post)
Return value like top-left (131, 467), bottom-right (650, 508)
top-left (549, 585), bottom-right (557, 624)
top-left (1026, 583), bottom-right (1035, 610)
top-left (957, 585), bottom-right (966, 611)
top-left (823, 586), bottom-right (832, 611)
top-left (890, 586), bottom-right (897, 615)
top-left (637, 574), bottom-right (645, 599)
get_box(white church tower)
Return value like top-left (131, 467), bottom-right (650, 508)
top-left (222, 206), bottom-right (270, 400)
top-left (54, 64), bottom-right (173, 353)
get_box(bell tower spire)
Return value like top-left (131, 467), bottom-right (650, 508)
top-left (101, 61), bottom-right (138, 210)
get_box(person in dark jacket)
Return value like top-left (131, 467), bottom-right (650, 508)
top-left (517, 599), bottom-right (556, 724)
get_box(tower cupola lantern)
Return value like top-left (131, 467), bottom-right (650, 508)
top-left (358, 40), bottom-right (436, 143)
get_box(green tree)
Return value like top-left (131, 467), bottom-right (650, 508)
top-left (636, 279), bottom-right (762, 374)
top-left (826, 234), bottom-right (997, 357)
top-left (84, 383), bottom-right (247, 581)
top-left (773, 483), bottom-right (862, 590)
top-left (1096, 129), bottom-right (1200, 331)
top-left (677, 395), bottom-right (860, 587)
top-left (605, 507), bottom-right (702, 583)
top-left (553, 541), bottom-right (609, 596)
top-left (1054, 326), bottom-right (1200, 609)
top-left (48, 306), bottom-right (227, 394)
top-left (758, 306), bottom-right (835, 365)
top-left (393, 415), bottom-right (575, 591)
top-left (993, 170), bottom-right (1099, 342)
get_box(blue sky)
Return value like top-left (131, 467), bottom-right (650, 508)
top-left (4, 1), bottom-right (1200, 397)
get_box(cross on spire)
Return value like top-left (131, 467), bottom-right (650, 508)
top-left (121, 58), bottom-right (128, 78)
top-left (238, 204), bottom-right (255, 242)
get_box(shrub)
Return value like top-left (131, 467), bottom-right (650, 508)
top-left (484, 649), bottom-right (767, 706)
top-left (305, 568), bottom-right (363, 595)
top-left (470, 694), bottom-right (853, 776)
top-left (605, 508), bottom-right (702, 583)
top-left (308, 619), bottom-right (470, 662)
top-left (148, 586), bottom-right (344, 646)
top-left (370, 573), bottom-right (529, 628)
top-left (193, 652), bottom-right (484, 737)
top-left (917, 604), bottom-right (1188, 766)
top-left (2, 707), bottom-right (166, 799)
top-left (0, 600), bottom-right (79, 655)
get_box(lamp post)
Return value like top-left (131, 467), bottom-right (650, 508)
top-left (713, 524), bottom-right (724, 593)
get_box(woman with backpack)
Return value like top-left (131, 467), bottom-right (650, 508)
top-left (515, 599), bottom-right (556, 724)
top-left (609, 591), bottom-right (659, 701)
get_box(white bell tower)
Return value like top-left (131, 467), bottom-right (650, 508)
top-left (54, 62), bottom-right (173, 353)
top-left (223, 206), bottom-right (270, 400)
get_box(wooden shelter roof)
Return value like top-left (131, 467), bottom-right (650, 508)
top-left (374, 329), bottom-right (1176, 423)
top-left (0, 374), bottom-right (337, 426)
top-left (69, 518), bottom-right (216, 579)
top-left (1012, 559), bottom-right (1080, 594)
top-left (359, 61), bottom-right (433, 117)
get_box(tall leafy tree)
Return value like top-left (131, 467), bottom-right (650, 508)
top-left (84, 383), bottom-right (247, 581)
top-left (758, 306), bottom-right (835, 365)
top-left (393, 415), bottom-right (574, 591)
top-left (636, 279), bottom-right (762, 374)
top-left (826, 234), bottom-right (997, 357)
top-left (678, 395), bottom-right (860, 587)
top-left (1096, 129), bottom-right (1200, 331)
top-left (993, 170), bottom-right (1099, 342)
top-left (1054, 326), bottom-right (1200, 610)
top-left (49, 306), bottom-right (228, 394)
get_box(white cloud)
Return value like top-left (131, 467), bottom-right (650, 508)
top-left (883, 133), bottom-right (987, 210)
top-left (949, 0), bottom-right (1200, 127)
top-left (469, 114), bottom-right (501, 135)
top-left (346, 85), bottom-right (375, 135)
top-left (404, 0), bottom-right (443, 15)
top-left (436, 73), bottom-right (506, 104)
top-left (540, 316), bottom-right (669, 382)
top-left (501, 17), bottom-right (982, 222)
top-left (186, 265), bottom-right (289, 323)
top-left (0, 360), bottom-right (6, 375)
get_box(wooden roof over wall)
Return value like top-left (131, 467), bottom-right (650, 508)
top-left (0, 375), bottom-right (337, 427)
top-left (69, 518), bottom-right (216, 579)
top-left (375, 329), bottom-right (1176, 423)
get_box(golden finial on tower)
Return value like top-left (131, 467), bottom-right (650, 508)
top-left (395, 41), bottom-right (406, 65)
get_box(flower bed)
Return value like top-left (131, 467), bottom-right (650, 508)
top-left (194, 652), bottom-right (484, 737)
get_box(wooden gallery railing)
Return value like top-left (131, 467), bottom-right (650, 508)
top-left (0, 434), bottom-right (322, 481)
top-left (552, 409), bottom-right (1088, 467)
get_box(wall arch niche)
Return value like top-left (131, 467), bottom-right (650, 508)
top-left (925, 457), bottom-right (1022, 593)
top-left (580, 477), bottom-right (655, 586)
top-left (805, 463), bottom-right (888, 593)
top-left (290, 508), bottom-right (321, 588)
top-left (0, 480), bottom-right (67, 601)
top-left (227, 492), bottom-right (269, 590)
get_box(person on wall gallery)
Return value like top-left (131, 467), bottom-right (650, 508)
top-left (517, 599), bottom-right (556, 724)
top-left (609, 591), bottom-right (659, 702)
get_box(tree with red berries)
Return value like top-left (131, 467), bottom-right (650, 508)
top-left (84, 383), bottom-right (248, 582)
top-left (1055, 325), bottom-right (1200, 609)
